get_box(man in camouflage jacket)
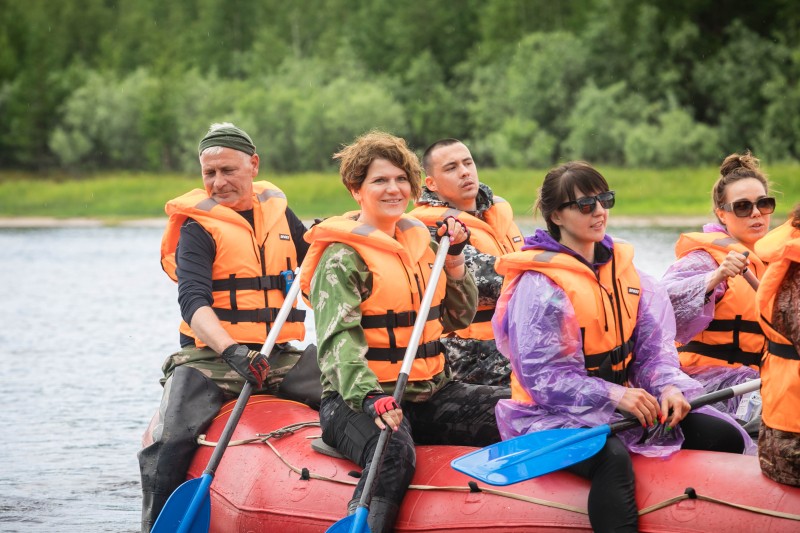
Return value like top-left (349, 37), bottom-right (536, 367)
top-left (410, 139), bottom-right (525, 386)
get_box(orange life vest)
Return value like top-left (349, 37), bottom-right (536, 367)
top-left (495, 241), bottom-right (641, 402)
top-left (409, 198), bottom-right (524, 340)
top-left (674, 232), bottom-right (766, 368)
top-left (299, 214), bottom-right (447, 382)
top-left (160, 181), bottom-right (305, 348)
top-left (755, 220), bottom-right (800, 433)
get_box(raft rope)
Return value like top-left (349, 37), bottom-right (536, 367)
top-left (638, 486), bottom-right (800, 521)
top-left (197, 422), bottom-right (800, 523)
top-left (197, 421), bottom-right (320, 447)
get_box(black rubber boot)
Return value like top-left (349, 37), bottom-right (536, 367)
top-left (347, 497), bottom-right (359, 516)
top-left (366, 496), bottom-right (401, 533)
top-left (344, 497), bottom-right (400, 532)
top-left (137, 365), bottom-right (226, 532)
top-left (140, 490), bottom-right (169, 533)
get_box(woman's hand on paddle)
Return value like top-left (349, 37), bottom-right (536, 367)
top-left (363, 394), bottom-right (403, 432)
top-left (373, 407), bottom-right (403, 432)
top-left (660, 386), bottom-right (691, 428)
top-left (436, 216), bottom-right (470, 277)
top-left (435, 216), bottom-right (470, 254)
top-left (707, 250), bottom-right (749, 292)
top-left (618, 387), bottom-right (661, 427)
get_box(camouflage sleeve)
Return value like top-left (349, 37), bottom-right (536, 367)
top-left (434, 241), bottom-right (478, 333)
top-left (463, 245), bottom-right (503, 307)
top-left (309, 243), bottom-right (381, 412)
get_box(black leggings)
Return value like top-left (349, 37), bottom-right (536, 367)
top-left (680, 412), bottom-right (745, 453)
top-left (565, 412), bottom-right (745, 533)
top-left (565, 436), bottom-right (638, 533)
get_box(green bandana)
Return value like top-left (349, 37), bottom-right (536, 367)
top-left (198, 125), bottom-right (256, 156)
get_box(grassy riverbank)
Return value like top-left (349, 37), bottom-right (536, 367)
top-left (1, 164), bottom-right (797, 223)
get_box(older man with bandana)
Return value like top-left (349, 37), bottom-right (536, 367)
top-left (137, 123), bottom-right (313, 532)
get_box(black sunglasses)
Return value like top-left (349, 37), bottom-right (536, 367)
top-left (558, 191), bottom-right (616, 214)
top-left (720, 197), bottom-right (776, 217)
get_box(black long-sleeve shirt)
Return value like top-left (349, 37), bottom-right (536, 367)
top-left (175, 207), bottom-right (309, 343)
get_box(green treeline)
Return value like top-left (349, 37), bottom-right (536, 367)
top-left (1, 0), bottom-right (799, 174)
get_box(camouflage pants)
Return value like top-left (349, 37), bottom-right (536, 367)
top-left (758, 423), bottom-right (800, 486)
top-left (443, 337), bottom-right (510, 386)
top-left (160, 342), bottom-right (303, 396)
top-left (405, 380), bottom-right (510, 445)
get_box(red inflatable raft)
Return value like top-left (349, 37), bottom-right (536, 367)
top-left (185, 395), bottom-right (800, 532)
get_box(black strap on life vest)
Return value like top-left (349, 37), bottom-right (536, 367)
top-left (212, 274), bottom-right (287, 292)
top-left (366, 340), bottom-right (443, 364)
top-left (213, 307), bottom-right (306, 325)
top-left (360, 305), bottom-right (442, 329)
top-left (584, 337), bottom-right (635, 385)
top-left (361, 306), bottom-right (443, 359)
top-left (704, 317), bottom-right (763, 335)
top-left (769, 340), bottom-right (800, 360)
top-left (677, 341), bottom-right (762, 367)
top-left (471, 309), bottom-right (495, 324)
top-left (677, 313), bottom-right (764, 366)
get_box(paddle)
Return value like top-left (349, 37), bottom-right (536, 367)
top-left (451, 378), bottom-right (761, 486)
top-left (152, 269), bottom-right (305, 533)
top-left (326, 236), bottom-right (452, 533)
top-left (741, 251), bottom-right (760, 291)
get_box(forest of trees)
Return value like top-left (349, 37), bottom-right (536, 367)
top-left (1, 0), bottom-right (798, 173)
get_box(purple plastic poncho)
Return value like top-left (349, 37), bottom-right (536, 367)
top-left (493, 229), bottom-right (754, 457)
top-left (661, 223), bottom-right (759, 415)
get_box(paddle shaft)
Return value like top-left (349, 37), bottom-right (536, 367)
top-left (453, 378), bottom-right (764, 486)
top-left (609, 378), bottom-right (762, 434)
top-left (169, 271), bottom-right (304, 533)
top-left (352, 237), bottom-right (451, 520)
top-left (175, 389), bottom-right (255, 533)
top-left (204, 273), bottom-right (304, 475)
top-left (742, 268), bottom-right (760, 291)
top-left (739, 251), bottom-right (760, 291)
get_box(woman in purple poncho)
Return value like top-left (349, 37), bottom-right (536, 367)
top-left (661, 152), bottom-right (773, 424)
top-left (492, 161), bottom-right (750, 533)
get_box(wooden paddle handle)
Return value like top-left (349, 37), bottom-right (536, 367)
top-left (742, 268), bottom-right (759, 291)
top-left (740, 251), bottom-right (759, 291)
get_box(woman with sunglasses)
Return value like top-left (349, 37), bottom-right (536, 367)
top-left (754, 203), bottom-right (800, 487)
top-left (492, 161), bottom-right (747, 533)
top-left (662, 152), bottom-right (773, 428)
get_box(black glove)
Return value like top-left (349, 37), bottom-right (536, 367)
top-left (221, 344), bottom-right (270, 388)
top-left (362, 393), bottom-right (400, 419)
top-left (435, 217), bottom-right (470, 256)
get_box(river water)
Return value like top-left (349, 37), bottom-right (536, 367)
top-left (0, 221), bottom-right (691, 532)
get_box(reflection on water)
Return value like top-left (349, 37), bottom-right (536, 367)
top-left (0, 223), bottom-right (691, 531)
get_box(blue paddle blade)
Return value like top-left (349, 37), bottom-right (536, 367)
top-left (152, 476), bottom-right (212, 533)
top-left (451, 425), bottom-right (612, 485)
top-left (326, 506), bottom-right (370, 533)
